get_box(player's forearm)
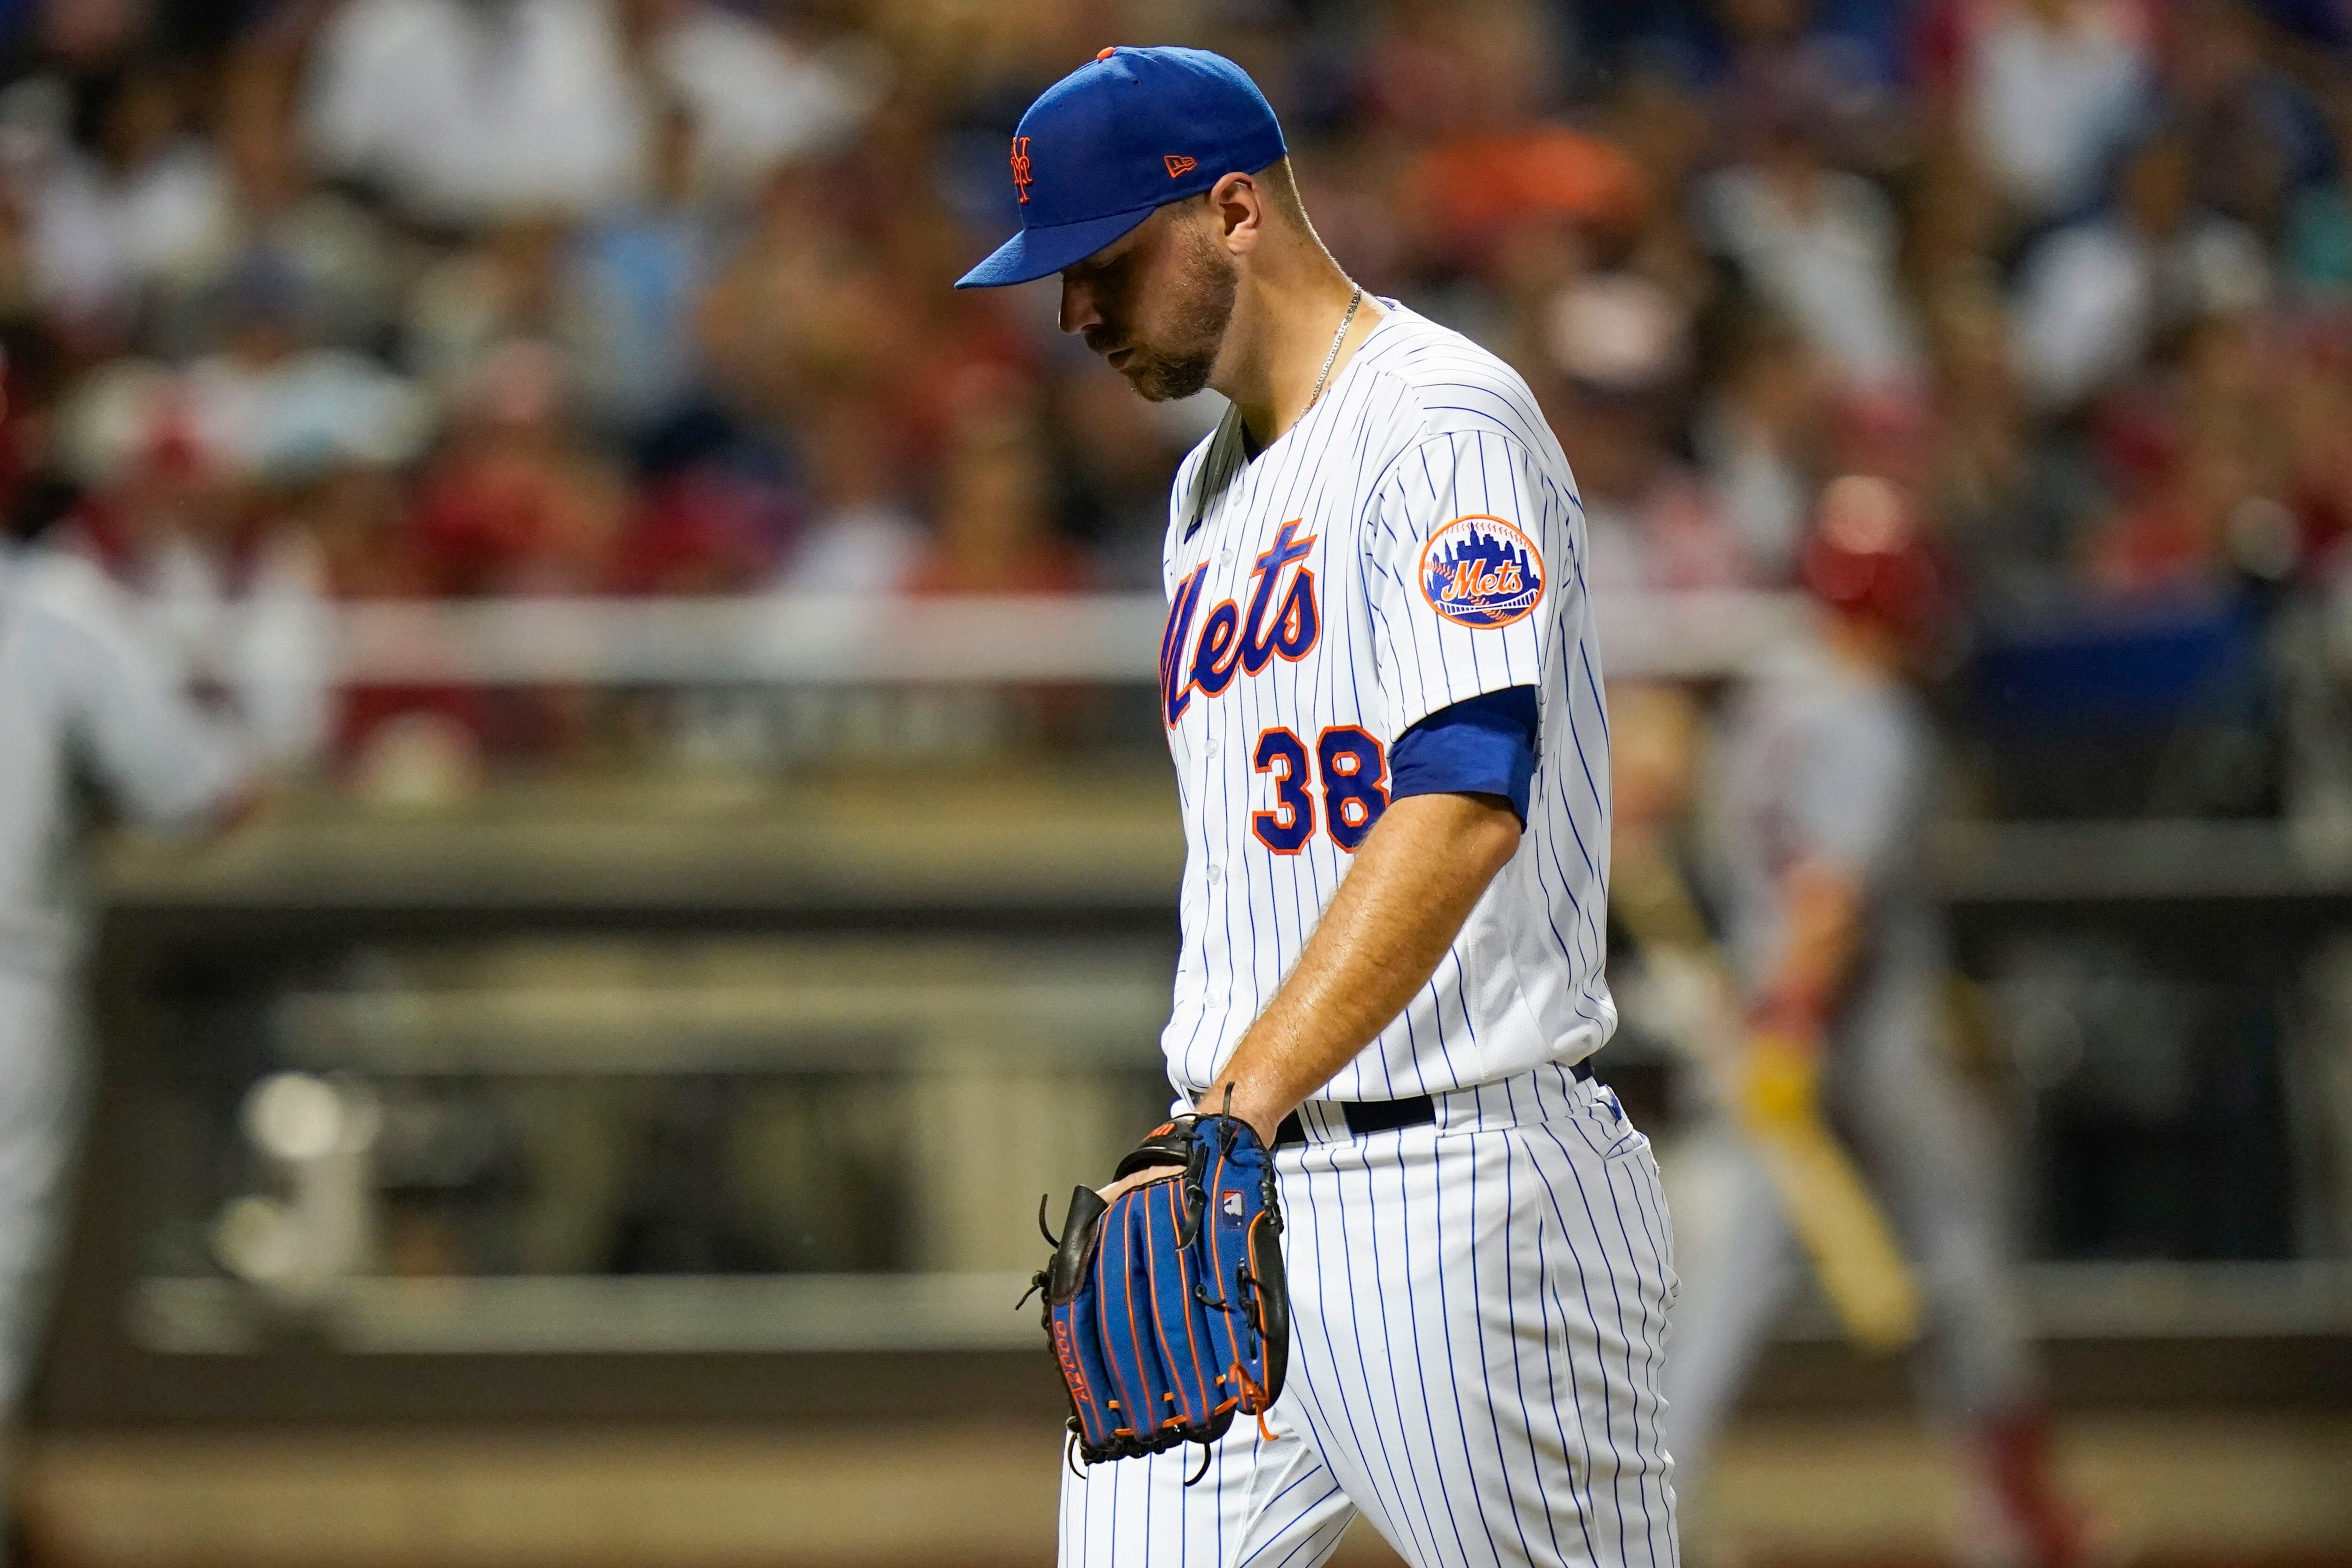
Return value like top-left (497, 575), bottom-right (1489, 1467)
top-left (1198, 792), bottom-right (1523, 1141)
top-left (1755, 857), bottom-right (1864, 1029)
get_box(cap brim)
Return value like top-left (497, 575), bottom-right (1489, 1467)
top-left (954, 207), bottom-right (1156, 288)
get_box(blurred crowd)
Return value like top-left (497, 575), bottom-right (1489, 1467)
top-left (8, 0), bottom-right (2352, 799)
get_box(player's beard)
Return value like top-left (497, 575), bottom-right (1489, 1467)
top-left (1121, 225), bottom-right (1236, 402)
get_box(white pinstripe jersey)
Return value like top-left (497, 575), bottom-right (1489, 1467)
top-left (1157, 303), bottom-right (1616, 1102)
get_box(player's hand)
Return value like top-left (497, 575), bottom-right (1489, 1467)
top-left (1737, 1029), bottom-right (1824, 1128)
top-left (1093, 1115), bottom-right (1201, 1208)
top-left (1094, 1164), bottom-right (1184, 1206)
top-left (1098, 1089), bottom-right (1285, 1206)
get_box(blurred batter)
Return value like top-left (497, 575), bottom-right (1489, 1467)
top-left (1662, 476), bottom-right (2088, 1567)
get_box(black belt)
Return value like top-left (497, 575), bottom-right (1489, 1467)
top-left (1274, 1059), bottom-right (1592, 1147)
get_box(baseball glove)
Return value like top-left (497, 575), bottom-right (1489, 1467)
top-left (1030, 1112), bottom-right (1288, 1474)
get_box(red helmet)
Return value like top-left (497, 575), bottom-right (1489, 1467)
top-left (1798, 475), bottom-right (1949, 644)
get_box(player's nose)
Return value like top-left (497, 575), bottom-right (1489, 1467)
top-left (1058, 275), bottom-right (1101, 337)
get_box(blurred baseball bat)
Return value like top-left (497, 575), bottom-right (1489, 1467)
top-left (1612, 837), bottom-right (1923, 1354)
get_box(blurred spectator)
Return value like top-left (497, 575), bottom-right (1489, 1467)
top-left (1549, 272), bottom-right (1752, 591)
top-left (779, 396), bottom-right (921, 594)
top-left (1915, 0), bottom-right (2156, 232)
top-left (2167, 0), bottom-right (2328, 238)
top-left (1594, 66), bottom-right (1717, 303)
top-left (1399, 123), bottom-right (1645, 280)
top-left (1924, 276), bottom-right (2099, 603)
top-left (404, 217), bottom-right (594, 399)
top-left (24, 59), bottom-right (230, 341)
top-left (1367, 0), bottom-right (1650, 329)
top-left (2083, 312), bottom-right (2290, 597)
top-left (566, 98), bottom-right (712, 436)
top-left (1697, 68), bottom-right (1922, 392)
top-left (626, 0), bottom-right (878, 196)
top-left (408, 339), bottom-right (626, 595)
top-left (2009, 127), bottom-right (2271, 413)
top-left (0, 319), bottom-right (69, 517)
top-left (696, 162), bottom-right (907, 434)
top-left (2282, 87), bottom-right (2352, 296)
top-left (612, 457), bottom-right (788, 594)
top-left (2277, 320), bottom-right (2352, 573)
top-left (304, 0), bottom-right (644, 224)
top-left (149, 43), bottom-right (400, 357)
top-left (303, 458), bottom-right (428, 598)
top-left (1706, 0), bottom-right (1907, 173)
top-left (910, 390), bottom-right (1083, 596)
top-left (305, 0), bottom-right (873, 228)
top-left (1692, 301), bottom-right (1824, 582)
top-left (1358, 0), bottom-right (1571, 146)
top-left (187, 251), bottom-right (430, 478)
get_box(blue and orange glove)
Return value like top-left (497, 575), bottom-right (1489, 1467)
top-left (1031, 1114), bottom-right (1289, 1476)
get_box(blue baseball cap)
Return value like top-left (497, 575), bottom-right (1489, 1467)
top-left (955, 46), bottom-right (1287, 290)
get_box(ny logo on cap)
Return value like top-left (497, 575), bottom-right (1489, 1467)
top-left (1164, 154), bottom-right (1197, 178)
top-left (1010, 136), bottom-right (1034, 203)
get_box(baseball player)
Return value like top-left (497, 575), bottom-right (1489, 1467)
top-left (0, 495), bottom-right (252, 1530)
top-left (957, 48), bottom-right (1676, 1568)
top-left (1661, 476), bottom-right (2088, 1565)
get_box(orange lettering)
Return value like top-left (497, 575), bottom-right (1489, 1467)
top-left (1010, 137), bottom-right (1035, 204)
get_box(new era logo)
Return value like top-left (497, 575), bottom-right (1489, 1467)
top-left (1164, 155), bottom-right (1197, 178)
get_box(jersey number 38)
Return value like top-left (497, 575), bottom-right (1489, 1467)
top-left (1251, 727), bottom-right (1389, 855)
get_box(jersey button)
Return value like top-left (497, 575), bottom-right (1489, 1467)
top-left (1205, 738), bottom-right (1219, 758)
top-left (1217, 551), bottom-right (1232, 567)
top-left (1206, 865), bottom-right (1223, 885)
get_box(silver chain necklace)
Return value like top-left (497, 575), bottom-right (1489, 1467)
top-left (1209, 285), bottom-right (1367, 497)
top-left (1302, 287), bottom-right (1364, 415)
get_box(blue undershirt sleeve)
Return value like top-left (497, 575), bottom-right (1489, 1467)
top-left (1387, 684), bottom-right (1539, 826)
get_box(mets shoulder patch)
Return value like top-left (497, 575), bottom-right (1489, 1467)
top-left (1419, 515), bottom-right (1544, 629)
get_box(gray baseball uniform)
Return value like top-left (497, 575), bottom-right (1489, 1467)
top-left (0, 540), bottom-right (248, 1418)
top-left (1662, 641), bottom-right (2034, 1496)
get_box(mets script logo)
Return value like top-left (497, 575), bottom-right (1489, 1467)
top-left (1009, 136), bottom-right (1034, 203)
top-left (1161, 520), bottom-right (1320, 727)
top-left (1420, 515), bottom-right (1543, 629)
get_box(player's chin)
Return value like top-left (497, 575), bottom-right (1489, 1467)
top-left (1117, 359), bottom-right (1175, 402)
top-left (1094, 346), bottom-right (1151, 395)
top-left (1120, 354), bottom-right (1205, 404)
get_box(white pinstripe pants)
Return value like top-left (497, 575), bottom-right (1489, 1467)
top-left (1058, 1064), bottom-right (1680, 1568)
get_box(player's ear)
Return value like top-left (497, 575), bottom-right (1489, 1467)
top-left (1208, 172), bottom-right (1265, 257)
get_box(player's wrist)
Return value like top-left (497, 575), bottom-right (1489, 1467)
top-left (1746, 985), bottom-right (1825, 1045)
top-left (1194, 1078), bottom-right (1289, 1147)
